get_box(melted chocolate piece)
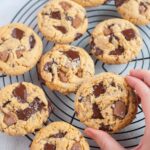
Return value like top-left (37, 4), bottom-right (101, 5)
top-left (76, 68), bottom-right (83, 78)
top-left (58, 69), bottom-right (68, 83)
top-left (72, 15), bottom-right (82, 28)
top-left (99, 123), bottom-right (112, 132)
top-left (16, 97), bottom-right (45, 121)
top-left (29, 35), bottom-right (36, 49)
top-left (113, 100), bottom-right (127, 119)
top-left (59, 1), bottom-right (72, 11)
top-left (74, 33), bottom-right (82, 40)
top-left (109, 46), bottom-right (124, 55)
top-left (50, 132), bottom-right (67, 138)
top-left (94, 47), bottom-right (103, 56)
top-left (12, 28), bottom-right (24, 40)
top-left (3, 112), bottom-right (17, 126)
top-left (115, 0), bottom-right (128, 7)
top-left (65, 50), bottom-right (80, 60)
top-left (44, 62), bottom-right (53, 72)
top-left (93, 82), bottom-right (106, 98)
top-left (54, 26), bottom-right (67, 34)
top-left (122, 29), bottom-right (135, 41)
top-left (71, 142), bottom-right (82, 150)
top-left (13, 83), bottom-right (27, 103)
top-left (51, 11), bottom-right (61, 20)
top-left (92, 103), bottom-right (104, 119)
top-left (16, 50), bottom-right (25, 58)
top-left (0, 51), bottom-right (9, 62)
top-left (44, 143), bottom-right (56, 150)
top-left (2, 100), bottom-right (11, 108)
top-left (111, 81), bottom-right (116, 87)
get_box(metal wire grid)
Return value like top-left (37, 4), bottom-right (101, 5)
top-left (0, 0), bottom-right (150, 149)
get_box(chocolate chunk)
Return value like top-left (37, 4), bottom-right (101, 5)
top-left (139, 2), bottom-right (148, 14)
top-left (12, 28), bottom-right (24, 40)
top-left (93, 82), bottom-right (106, 98)
top-left (99, 123), bottom-right (112, 132)
top-left (109, 46), bottom-right (124, 55)
top-left (112, 100), bottom-right (127, 119)
top-left (115, 0), bottom-right (128, 7)
top-left (29, 35), bottom-right (36, 49)
top-left (50, 132), bottom-right (67, 138)
top-left (72, 15), bottom-right (82, 28)
top-left (0, 51), bottom-right (9, 62)
top-left (66, 15), bottom-right (73, 21)
top-left (16, 97), bottom-right (45, 121)
top-left (51, 11), bottom-right (61, 20)
top-left (44, 143), bottom-right (56, 150)
top-left (44, 62), bottom-right (53, 72)
top-left (94, 47), bottom-right (103, 56)
top-left (92, 103), bottom-right (104, 119)
top-left (16, 50), bottom-right (25, 58)
top-left (111, 81), bottom-right (116, 87)
top-left (58, 69), bottom-right (68, 83)
top-left (76, 68), bottom-right (83, 78)
top-left (122, 29), bottom-right (135, 41)
top-left (2, 100), bottom-right (11, 108)
top-left (109, 35), bottom-right (119, 43)
top-left (71, 142), bottom-right (81, 150)
top-left (3, 112), bottom-right (17, 126)
top-left (13, 83), bottom-right (27, 103)
top-left (54, 26), bottom-right (67, 34)
top-left (59, 1), bottom-right (72, 11)
top-left (74, 33), bottom-right (82, 40)
top-left (65, 50), bottom-right (80, 60)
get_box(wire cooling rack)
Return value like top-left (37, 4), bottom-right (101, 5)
top-left (1, 0), bottom-right (150, 149)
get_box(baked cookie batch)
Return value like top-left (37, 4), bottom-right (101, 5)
top-left (0, 0), bottom-right (147, 149)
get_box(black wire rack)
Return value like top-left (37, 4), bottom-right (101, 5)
top-left (1, 0), bottom-right (150, 149)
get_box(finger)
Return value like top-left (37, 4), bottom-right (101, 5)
top-left (126, 76), bottom-right (150, 126)
top-left (84, 128), bottom-right (124, 150)
top-left (130, 69), bottom-right (150, 86)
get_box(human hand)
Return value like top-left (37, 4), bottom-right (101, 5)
top-left (84, 69), bottom-right (150, 150)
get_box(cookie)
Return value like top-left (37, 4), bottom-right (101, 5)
top-left (90, 18), bottom-right (142, 64)
top-left (75, 72), bottom-right (138, 132)
top-left (0, 23), bottom-right (43, 75)
top-left (115, 0), bottom-right (150, 25)
top-left (30, 121), bottom-right (90, 150)
top-left (72, 0), bottom-right (107, 7)
top-left (38, 44), bottom-right (95, 94)
top-left (0, 82), bottom-right (52, 136)
top-left (38, 0), bottom-right (88, 44)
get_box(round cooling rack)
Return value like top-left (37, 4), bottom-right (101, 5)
top-left (1, 0), bottom-right (150, 149)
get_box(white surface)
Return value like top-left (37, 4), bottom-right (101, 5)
top-left (0, 1), bottom-right (30, 149)
top-left (0, 0), bottom-right (148, 149)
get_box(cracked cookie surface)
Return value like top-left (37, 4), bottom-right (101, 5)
top-left (72, 0), bottom-right (107, 7)
top-left (90, 18), bottom-right (142, 64)
top-left (38, 0), bottom-right (88, 44)
top-left (0, 23), bottom-right (42, 75)
top-left (75, 72), bottom-right (138, 132)
top-left (115, 0), bottom-right (150, 25)
top-left (0, 82), bottom-right (52, 136)
top-left (30, 121), bottom-right (90, 150)
top-left (38, 44), bottom-right (95, 94)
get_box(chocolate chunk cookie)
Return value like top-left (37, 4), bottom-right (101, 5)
top-left (90, 18), bottom-right (143, 64)
top-left (72, 0), bottom-right (107, 7)
top-left (115, 0), bottom-right (150, 25)
top-left (38, 44), bottom-right (95, 94)
top-left (0, 82), bottom-right (52, 136)
top-left (75, 72), bottom-right (138, 132)
top-left (30, 121), bottom-right (90, 150)
top-left (38, 0), bottom-right (88, 44)
top-left (0, 23), bottom-right (43, 75)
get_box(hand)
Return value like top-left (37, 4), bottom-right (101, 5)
top-left (84, 69), bottom-right (150, 150)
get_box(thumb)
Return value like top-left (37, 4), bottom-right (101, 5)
top-left (84, 128), bottom-right (125, 150)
